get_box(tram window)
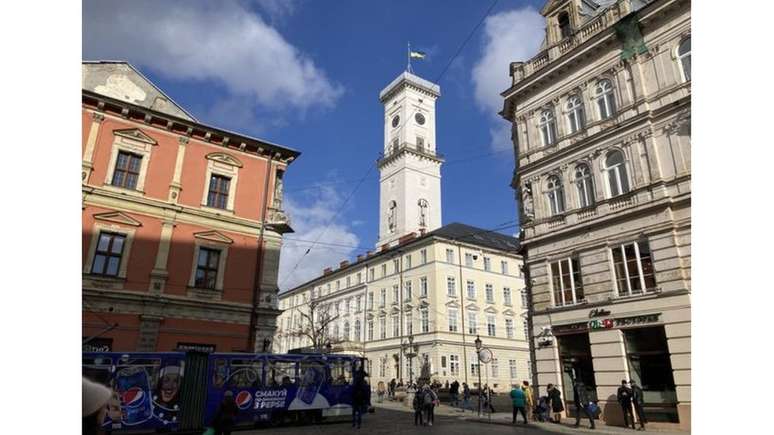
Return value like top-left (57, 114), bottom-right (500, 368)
top-left (298, 359), bottom-right (328, 388)
top-left (330, 359), bottom-right (353, 385)
top-left (269, 361), bottom-right (297, 386)
top-left (212, 358), bottom-right (227, 388)
top-left (227, 359), bottom-right (264, 388)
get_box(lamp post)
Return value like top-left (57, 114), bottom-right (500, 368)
top-left (474, 335), bottom-right (483, 416)
top-left (405, 334), bottom-right (418, 384)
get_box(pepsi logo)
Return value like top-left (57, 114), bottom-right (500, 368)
top-left (121, 387), bottom-right (145, 406)
top-left (235, 391), bottom-right (252, 409)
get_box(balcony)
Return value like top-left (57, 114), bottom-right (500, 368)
top-left (377, 142), bottom-right (444, 168)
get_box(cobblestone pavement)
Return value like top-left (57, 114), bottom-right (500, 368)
top-left (237, 402), bottom-right (686, 435)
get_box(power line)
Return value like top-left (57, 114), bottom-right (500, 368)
top-left (435, 0), bottom-right (500, 84)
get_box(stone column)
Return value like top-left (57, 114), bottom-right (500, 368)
top-left (82, 112), bottom-right (105, 183)
top-left (168, 136), bottom-right (189, 203)
top-left (149, 219), bottom-right (175, 295)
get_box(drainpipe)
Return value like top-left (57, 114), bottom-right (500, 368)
top-left (248, 156), bottom-right (275, 352)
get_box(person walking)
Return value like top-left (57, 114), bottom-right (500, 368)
top-left (376, 381), bottom-right (386, 403)
top-left (389, 378), bottom-right (396, 400)
top-left (510, 384), bottom-right (528, 424)
top-left (462, 383), bottom-right (472, 412)
top-left (450, 380), bottom-right (460, 408)
top-left (422, 384), bottom-right (438, 426)
top-left (617, 380), bottom-right (636, 430)
top-left (212, 391), bottom-right (239, 435)
top-left (412, 387), bottom-right (425, 426)
top-left (522, 381), bottom-right (535, 422)
top-left (630, 380), bottom-right (647, 431)
top-left (352, 378), bottom-right (368, 429)
top-left (483, 385), bottom-right (496, 413)
top-left (572, 381), bottom-right (595, 429)
top-left (547, 383), bottom-right (564, 423)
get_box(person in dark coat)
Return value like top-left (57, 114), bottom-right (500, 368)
top-left (617, 380), bottom-right (635, 429)
top-left (449, 380), bottom-right (460, 407)
top-left (630, 380), bottom-right (647, 431)
top-left (389, 378), bottom-right (396, 400)
top-left (352, 366), bottom-right (370, 429)
top-left (212, 391), bottom-right (239, 435)
top-left (412, 388), bottom-right (424, 426)
top-left (572, 381), bottom-right (595, 429)
top-left (547, 383), bottom-right (564, 423)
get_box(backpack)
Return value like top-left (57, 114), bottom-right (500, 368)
top-left (423, 391), bottom-right (434, 406)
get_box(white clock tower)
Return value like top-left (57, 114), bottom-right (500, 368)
top-left (376, 72), bottom-right (443, 248)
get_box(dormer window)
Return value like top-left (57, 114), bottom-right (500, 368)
top-left (558, 12), bottom-right (572, 39)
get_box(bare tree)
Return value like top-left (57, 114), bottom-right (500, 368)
top-left (283, 300), bottom-right (343, 352)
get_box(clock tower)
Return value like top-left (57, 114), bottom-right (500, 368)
top-left (376, 72), bottom-right (443, 248)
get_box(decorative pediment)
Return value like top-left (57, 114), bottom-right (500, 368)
top-left (444, 300), bottom-right (460, 308)
top-left (417, 300), bottom-right (430, 309)
top-left (193, 230), bottom-right (234, 244)
top-left (502, 309), bottom-right (516, 317)
top-left (404, 303), bottom-right (414, 311)
top-left (93, 211), bottom-right (142, 227)
top-left (113, 128), bottom-right (157, 145)
top-left (484, 306), bottom-right (499, 314)
top-left (206, 152), bottom-right (243, 168)
top-left (390, 306), bottom-right (400, 314)
top-left (465, 303), bottom-right (479, 311)
top-left (366, 313), bottom-right (375, 320)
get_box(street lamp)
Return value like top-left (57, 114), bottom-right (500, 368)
top-left (474, 335), bottom-right (483, 416)
top-left (405, 334), bottom-right (418, 385)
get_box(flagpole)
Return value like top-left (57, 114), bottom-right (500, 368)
top-left (407, 41), bottom-right (412, 73)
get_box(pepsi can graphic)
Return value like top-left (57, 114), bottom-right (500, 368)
top-left (116, 366), bottom-right (154, 426)
top-left (235, 390), bottom-right (253, 410)
top-left (297, 364), bottom-right (323, 405)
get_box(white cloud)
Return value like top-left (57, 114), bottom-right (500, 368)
top-left (471, 7), bottom-right (544, 150)
top-left (83, 0), bottom-right (342, 114)
top-left (278, 184), bottom-right (361, 291)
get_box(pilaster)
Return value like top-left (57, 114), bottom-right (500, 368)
top-left (149, 219), bottom-right (175, 295)
top-left (82, 112), bottom-right (105, 183)
top-left (168, 135), bottom-right (189, 203)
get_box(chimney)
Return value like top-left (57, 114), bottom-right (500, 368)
top-left (357, 254), bottom-right (366, 262)
top-left (340, 260), bottom-right (350, 269)
top-left (381, 243), bottom-right (390, 252)
top-left (323, 267), bottom-right (333, 275)
top-left (398, 232), bottom-right (417, 245)
top-left (367, 250), bottom-right (374, 257)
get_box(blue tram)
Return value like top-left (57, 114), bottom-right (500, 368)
top-left (82, 351), bottom-right (366, 432)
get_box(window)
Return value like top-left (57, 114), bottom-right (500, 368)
top-left (467, 311), bottom-right (477, 334)
top-left (523, 320), bottom-right (529, 340)
top-left (369, 268), bottom-right (374, 281)
top-left (491, 358), bottom-right (499, 378)
top-left (450, 355), bottom-right (460, 376)
top-left (357, 272), bottom-right (362, 284)
top-left (393, 285), bottom-right (399, 304)
top-left (392, 314), bottom-right (399, 337)
top-left (595, 79), bottom-right (616, 120)
top-left (333, 323), bottom-right (339, 340)
top-left (346, 298), bottom-right (351, 314)
top-left (574, 163), bottom-right (595, 208)
top-left (420, 308), bottom-right (429, 333)
top-left (405, 255), bottom-right (412, 269)
top-left (503, 287), bottom-right (512, 306)
top-left (448, 309), bottom-right (459, 332)
top-left (487, 315), bottom-right (496, 337)
top-left (505, 319), bottom-right (514, 339)
top-left (380, 288), bottom-right (386, 307)
top-left (678, 37), bottom-right (691, 81)
top-left (381, 264), bottom-right (387, 277)
top-left (501, 260), bottom-right (508, 275)
top-left (539, 109), bottom-right (558, 146)
top-left (483, 257), bottom-right (491, 271)
top-left (612, 241), bottom-right (657, 296)
top-left (566, 95), bottom-right (586, 134)
top-left (379, 317), bottom-right (386, 339)
top-left (471, 362), bottom-right (480, 376)
top-left (346, 277), bottom-right (351, 288)
top-left (509, 360), bottom-right (518, 379)
top-left (521, 289), bottom-right (528, 308)
top-left (90, 232), bottom-right (126, 276)
top-left (466, 280), bottom-right (476, 299)
top-left (111, 151), bottom-right (142, 189)
top-left (550, 258), bottom-right (585, 306)
top-left (335, 301), bottom-right (341, 315)
top-left (485, 284), bottom-right (494, 303)
top-left (604, 150), bottom-right (630, 197)
top-left (326, 283), bottom-right (331, 294)
top-left (194, 247), bottom-right (221, 289)
top-left (546, 175), bottom-right (566, 215)
top-left (447, 277), bottom-right (456, 297)
top-left (421, 249), bottom-right (428, 264)
top-left (206, 174), bottom-right (231, 209)
top-left (336, 280), bottom-right (340, 291)
top-left (367, 320), bottom-right (374, 341)
top-left (558, 11), bottom-right (572, 39)
top-left (393, 259), bottom-right (399, 274)
top-left (406, 313), bottom-right (413, 335)
top-left (446, 249), bottom-right (455, 263)
top-left (356, 295), bottom-right (362, 312)
top-left (405, 280), bottom-right (413, 300)
top-left (465, 253), bottom-right (473, 267)
top-left (420, 277), bottom-right (428, 297)
top-left (368, 292), bottom-right (374, 310)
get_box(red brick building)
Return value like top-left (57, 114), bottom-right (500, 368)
top-left (82, 62), bottom-right (299, 352)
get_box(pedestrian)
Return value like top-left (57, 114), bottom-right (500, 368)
top-left (572, 381), bottom-right (595, 429)
top-left (377, 381), bottom-right (386, 403)
top-left (462, 382), bottom-right (472, 411)
top-left (412, 387), bottom-right (424, 426)
top-left (547, 383), bottom-right (564, 423)
top-left (389, 378), bottom-right (397, 400)
top-left (617, 379), bottom-right (635, 430)
top-left (522, 381), bottom-right (534, 421)
top-left (450, 379), bottom-right (460, 407)
top-left (510, 384), bottom-right (528, 424)
top-left (83, 377), bottom-right (112, 435)
top-left (422, 384), bottom-right (438, 426)
top-left (211, 391), bottom-right (239, 435)
top-left (483, 384), bottom-right (496, 413)
top-left (352, 377), bottom-right (368, 429)
top-left (630, 380), bottom-right (647, 431)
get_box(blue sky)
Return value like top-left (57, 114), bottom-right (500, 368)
top-left (83, 0), bottom-right (547, 290)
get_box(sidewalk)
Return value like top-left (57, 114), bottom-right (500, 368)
top-left (372, 400), bottom-right (685, 435)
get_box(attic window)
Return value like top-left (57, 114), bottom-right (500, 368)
top-left (558, 12), bottom-right (572, 39)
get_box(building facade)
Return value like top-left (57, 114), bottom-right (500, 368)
top-left (501, 0), bottom-right (690, 429)
top-left (275, 71), bottom-right (529, 392)
top-left (82, 62), bottom-right (299, 353)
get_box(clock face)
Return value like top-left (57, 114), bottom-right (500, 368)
top-left (392, 115), bottom-right (400, 128)
top-left (415, 113), bottom-right (426, 125)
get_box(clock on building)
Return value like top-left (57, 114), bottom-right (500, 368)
top-left (392, 115), bottom-right (400, 128)
top-left (415, 113), bottom-right (426, 125)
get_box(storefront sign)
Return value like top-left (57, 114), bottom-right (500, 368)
top-left (588, 308), bottom-right (611, 318)
top-left (176, 342), bottom-right (216, 353)
top-left (552, 322), bottom-right (589, 335)
top-left (589, 313), bottom-right (661, 330)
top-left (83, 337), bottom-right (113, 352)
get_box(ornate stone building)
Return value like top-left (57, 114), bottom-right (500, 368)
top-left (82, 61), bottom-right (298, 353)
top-left (276, 72), bottom-right (529, 392)
top-left (500, 0), bottom-right (690, 429)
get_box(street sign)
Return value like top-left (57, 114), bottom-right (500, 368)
top-left (478, 347), bottom-right (493, 363)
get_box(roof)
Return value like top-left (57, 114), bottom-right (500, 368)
top-left (379, 71), bottom-right (441, 102)
top-left (279, 222), bottom-right (521, 296)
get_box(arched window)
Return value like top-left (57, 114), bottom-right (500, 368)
top-left (678, 37), bottom-right (691, 81)
top-left (333, 323), bottom-right (340, 339)
top-left (343, 322), bottom-right (350, 341)
top-left (604, 150), bottom-right (630, 197)
top-left (595, 79), bottom-right (616, 120)
top-left (574, 164), bottom-right (595, 208)
top-left (546, 175), bottom-right (565, 215)
top-left (566, 95), bottom-right (585, 134)
top-left (558, 12), bottom-right (572, 39)
top-left (354, 320), bottom-right (361, 342)
top-left (539, 108), bottom-right (558, 146)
